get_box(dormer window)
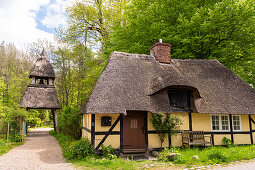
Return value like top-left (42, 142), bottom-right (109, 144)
top-left (168, 89), bottom-right (190, 112)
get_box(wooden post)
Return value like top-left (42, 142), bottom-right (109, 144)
top-left (6, 121), bottom-right (9, 140)
top-left (22, 121), bottom-right (24, 142)
top-left (52, 109), bottom-right (58, 133)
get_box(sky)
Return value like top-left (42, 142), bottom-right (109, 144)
top-left (0, 0), bottom-right (72, 49)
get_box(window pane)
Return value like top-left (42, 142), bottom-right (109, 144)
top-left (212, 115), bottom-right (220, 130)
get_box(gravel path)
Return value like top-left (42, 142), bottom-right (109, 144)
top-left (213, 160), bottom-right (255, 170)
top-left (0, 128), bottom-right (76, 170)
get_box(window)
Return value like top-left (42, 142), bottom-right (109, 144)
top-left (131, 119), bottom-right (138, 128)
top-left (101, 117), bottom-right (111, 126)
top-left (232, 115), bottom-right (241, 131)
top-left (211, 115), bottom-right (229, 131)
top-left (211, 115), bottom-right (241, 131)
top-left (168, 90), bottom-right (190, 111)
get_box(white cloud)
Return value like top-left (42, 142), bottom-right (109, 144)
top-left (41, 0), bottom-right (68, 28)
top-left (0, 0), bottom-right (54, 49)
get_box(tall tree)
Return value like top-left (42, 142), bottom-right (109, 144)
top-left (109, 0), bottom-right (255, 87)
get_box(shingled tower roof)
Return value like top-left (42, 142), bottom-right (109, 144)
top-left (29, 49), bottom-right (55, 79)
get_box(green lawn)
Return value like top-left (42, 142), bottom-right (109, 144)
top-left (50, 130), bottom-right (255, 169)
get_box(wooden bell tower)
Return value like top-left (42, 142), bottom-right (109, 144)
top-left (20, 49), bottom-right (61, 132)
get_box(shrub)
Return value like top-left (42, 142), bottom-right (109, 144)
top-left (8, 134), bottom-right (25, 142)
top-left (57, 107), bottom-right (82, 140)
top-left (158, 147), bottom-right (180, 162)
top-left (222, 137), bottom-right (233, 147)
top-left (208, 149), bottom-right (228, 163)
top-left (101, 145), bottom-right (116, 159)
top-left (68, 138), bottom-right (94, 160)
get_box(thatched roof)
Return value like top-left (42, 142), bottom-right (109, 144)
top-left (29, 49), bottom-right (55, 79)
top-left (80, 51), bottom-right (255, 115)
top-left (20, 84), bottom-right (61, 109)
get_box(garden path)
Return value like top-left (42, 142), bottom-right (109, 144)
top-left (213, 159), bottom-right (255, 170)
top-left (0, 128), bottom-right (76, 170)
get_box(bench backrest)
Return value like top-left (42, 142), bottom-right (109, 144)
top-left (182, 131), bottom-right (205, 139)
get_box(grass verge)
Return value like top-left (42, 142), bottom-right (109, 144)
top-left (50, 130), bottom-right (255, 169)
top-left (0, 139), bottom-right (23, 156)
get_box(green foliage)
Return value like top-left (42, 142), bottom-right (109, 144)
top-left (222, 137), bottom-right (233, 147)
top-left (58, 107), bottom-right (82, 140)
top-left (50, 130), bottom-right (135, 169)
top-left (101, 145), bottom-right (116, 159)
top-left (158, 147), bottom-right (180, 162)
top-left (50, 130), bottom-right (94, 160)
top-left (0, 139), bottom-right (22, 156)
top-left (69, 138), bottom-right (94, 160)
top-left (8, 134), bottom-right (25, 142)
top-left (109, 0), bottom-right (255, 87)
top-left (151, 113), bottom-right (182, 148)
top-left (208, 149), bottom-right (229, 163)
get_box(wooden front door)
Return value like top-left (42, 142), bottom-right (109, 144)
top-left (122, 111), bottom-right (146, 153)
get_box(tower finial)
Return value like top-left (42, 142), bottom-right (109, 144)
top-left (40, 48), bottom-right (47, 57)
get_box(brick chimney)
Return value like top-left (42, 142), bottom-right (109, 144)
top-left (149, 40), bottom-right (172, 64)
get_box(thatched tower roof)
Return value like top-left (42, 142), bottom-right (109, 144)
top-left (80, 51), bottom-right (255, 115)
top-left (20, 84), bottom-right (61, 109)
top-left (29, 49), bottom-right (55, 79)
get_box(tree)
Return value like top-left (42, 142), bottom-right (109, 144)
top-left (109, 0), bottom-right (255, 87)
top-left (57, 0), bottom-right (128, 56)
top-left (151, 112), bottom-right (182, 149)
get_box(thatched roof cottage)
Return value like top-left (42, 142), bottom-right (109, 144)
top-left (80, 42), bottom-right (255, 153)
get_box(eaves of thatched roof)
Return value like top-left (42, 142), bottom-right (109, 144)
top-left (80, 51), bottom-right (255, 115)
top-left (20, 84), bottom-right (61, 109)
top-left (29, 49), bottom-right (55, 79)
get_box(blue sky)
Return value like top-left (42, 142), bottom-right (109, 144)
top-left (0, 0), bottom-right (72, 49)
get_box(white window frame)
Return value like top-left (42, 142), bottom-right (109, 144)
top-left (232, 115), bottom-right (242, 131)
top-left (210, 114), bottom-right (242, 132)
top-left (211, 114), bottom-right (230, 132)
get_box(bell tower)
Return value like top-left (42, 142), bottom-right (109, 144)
top-left (20, 49), bottom-right (61, 132)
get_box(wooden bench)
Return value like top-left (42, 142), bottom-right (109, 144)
top-left (182, 131), bottom-right (212, 147)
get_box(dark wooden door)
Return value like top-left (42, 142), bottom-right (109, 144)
top-left (122, 111), bottom-right (146, 153)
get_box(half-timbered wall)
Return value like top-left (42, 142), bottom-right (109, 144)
top-left (82, 112), bottom-right (255, 150)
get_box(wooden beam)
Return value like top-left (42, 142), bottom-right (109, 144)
top-left (229, 114), bottom-right (234, 144)
top-left (189, 112), bottom-right (192, 131)
top-left (250, 116), bottom-right (255, 125)
top-left (144, 112), bottom-right (148, 149)
top-left (249, 115), bottom-right (253, 144)
top-left (95, 114), bottom-right (121, 150)
top-left (52, 109), bottom-right (58, 133)
top-left (120, 114), bottom-right (123, 151)
top-left (91, 114), bottom-right (95, 147)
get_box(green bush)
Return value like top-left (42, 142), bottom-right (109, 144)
top-left (69, 138), bottom-right (94, 160)
top-left (8, 134), bottom-right (25, 142)
top-left (208, 150), bottom-right (228, 163)
top-left (222, 137), bottom-right (234, 147)
top-left (57, 107), bottom-right (82, 140)
top-left (50, 130), bottom-right (94, 160)
top-left (101, 145), bottom-right (116, 159)
top-left (158, 147), bottom-right (180, 162)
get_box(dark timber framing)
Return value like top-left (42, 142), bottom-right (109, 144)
top-left (144, 112), bottom-right (148, 149)
top-left (120, 114), bottom-right (123, 150)
top-left (91, 114), bottom-right (95, 147)
top-left (95, 115), bottom-right (122, 150)
top-left (189, 112), bottom-right (192, 131)
top-left (249, 115), bottom-right (253, 144)
top-left (229, 114), bottom-right (234, 144)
